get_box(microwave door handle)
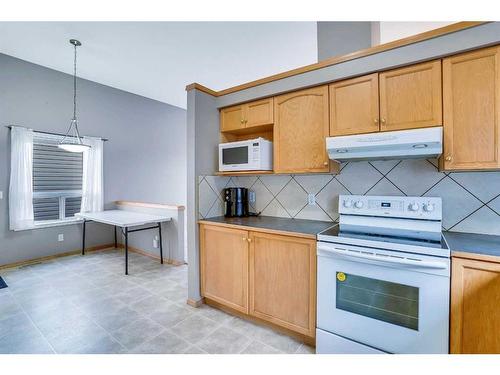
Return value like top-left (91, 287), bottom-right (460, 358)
top-left (320, 246), bottom-right (447, 269)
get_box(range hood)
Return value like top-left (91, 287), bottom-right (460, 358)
top-left (326, 127), bottom-right (443, 162)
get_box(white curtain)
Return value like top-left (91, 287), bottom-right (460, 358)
top-left (9, 126), bottom-right (34, 230)
top-left (80, 136), bottom-right (104, 213)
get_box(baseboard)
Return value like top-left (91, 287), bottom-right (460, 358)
top-left (187, 297), bottom-right (204, 308)
top-left (0, 243), bottom-right (115, 271)
top-left (204, 298), bottom-right (316, 347)
top-left (116, 243), bottom-right (185, 266)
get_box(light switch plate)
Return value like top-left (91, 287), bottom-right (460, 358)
top-left (0, 191), bottom-right (3, 200)
top-left (58, 234), bottom-right (64, 242)
top-left (308, 194), bottom-right (316, 205)
top-left (249, 191), bottom-right (256, 203)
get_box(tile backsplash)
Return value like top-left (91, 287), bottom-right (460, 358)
top-left (199, 159), bottom-right (500, 236)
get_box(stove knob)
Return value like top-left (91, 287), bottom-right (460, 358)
top-left (409, 202), bottom-right (420, 211)
top-left (343, 200), bottom-right (352, 208)
top-left (423, 203), bottom-right (435, 212)
top-left (354, 201), bottom-right (364, 209)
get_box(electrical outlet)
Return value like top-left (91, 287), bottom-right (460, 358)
top-left (58, 234), bottom-right (64, 242)
top-left (0, 191), bottom-right (3, 200)
top-left (249, 191), bottom-right (256, 203)
top-left (153, 235), bottom-right (159, 248)
top-left (307, 194), bottom-right (316, 206)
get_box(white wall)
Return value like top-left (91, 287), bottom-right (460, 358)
top-left (372, 22), bottom-right (455, 46)
top-left (0, 22), bottom-right (318, 108)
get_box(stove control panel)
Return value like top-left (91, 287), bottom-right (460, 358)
top-left (339, 195), bottom-right (442, 220)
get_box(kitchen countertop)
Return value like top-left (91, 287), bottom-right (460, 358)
top-left (444, 231), bottom-right (500, 261)
top-left (199, 216), bottom-right (335, 239)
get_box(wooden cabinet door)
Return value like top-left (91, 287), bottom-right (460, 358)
top-left (200, 224), bottom-right (249, 314)
top-left (274, 86), bottom-right (330, 173)
top-left (245, 98), bottom-right (274, 129)
top-left (329, 73), bottom-right (380, 136)
top-left (451, 257), bottom-right (500, 353)
top-left (442, 46), bottom-right (500, 170)
top-left (220, 104), bottom-right (245, 132)
top-left (379, 60), bottom-right (442, 131)
top-left (249, 232), bottom-right (316, 337)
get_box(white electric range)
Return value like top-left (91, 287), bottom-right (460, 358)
top-left (316, 195), bottom-right (450, 354)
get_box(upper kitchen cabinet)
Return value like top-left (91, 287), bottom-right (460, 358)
top-left (274, 86), bottom-right (331, 173)
top-left (220, 104), bottom-right (245, 132)
top-left (329, 73), bottom-right (380, 136)
top-left (442, 46), bottom-right (500, 170)
top-left (220, 98), bottom-right (274, 133)
top-left (379, 60), bottom-right (443, 131)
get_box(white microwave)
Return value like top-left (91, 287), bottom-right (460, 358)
top-left (219, 138), bottom-right (273, 172)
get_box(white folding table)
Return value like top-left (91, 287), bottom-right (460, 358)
top-left (76, 210), bottom-right (172, 275)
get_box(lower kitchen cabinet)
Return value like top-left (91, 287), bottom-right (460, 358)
top-left (450, 256), bottom-right (500, 353)
top-left (249, 231), bottom-right (316, 337)
top-left (199, 223), bottom-right (317, 339)
top-left (199, 224), bottom-right (249, 314)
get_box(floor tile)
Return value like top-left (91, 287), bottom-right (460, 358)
top-left (295, 343), bottom-right (315, 354)
top-left (241, 340), bottom-right (282, 354)
top-left (130, 330), bottom-right (190, 354)
top-left (111, 317), bottom-right (165, 350)
top-left (197, 326), bottom-right (251, 354)
top-left (170, 314), bottom-right (220, 344)
top-left (0, 325), bottom-right (54, 354)
top-left (148, 303), bottom-right (193, 328)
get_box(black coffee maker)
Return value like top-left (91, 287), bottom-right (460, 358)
top-left (224, 187), bottom-right (249, 217)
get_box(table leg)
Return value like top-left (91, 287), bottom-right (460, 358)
top-left (158, 222), bottom-right (163, 264)
top-left (114, 226), bottom-right (117, 248)
top-left (125, 227), bottom-right (129, 275)
top-left (82, 220), bottom-right (86, 256)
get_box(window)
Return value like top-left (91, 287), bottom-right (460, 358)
top-left (32, 133), bottom-right (83, 223)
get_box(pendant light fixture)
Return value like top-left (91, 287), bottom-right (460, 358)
top-left (58, 39), bottom-right (90, 153)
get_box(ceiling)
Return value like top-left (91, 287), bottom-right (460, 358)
top-left (0, 22), bottom-right (318, 108)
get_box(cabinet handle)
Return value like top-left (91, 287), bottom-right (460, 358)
top-left (323, 162), bottom-right (329, 166)
top-left (242, 237), bottom-right (247, 241)
top-left (240, 119), bottom-right (244, 124)
top-left (247, 238), bottom-right (252, 243)
top-left (374, 118), bottom-right (379, 124)
top-left (381, 118), bottom-right (386, 124)
top-left (445, 156), bottom-right (452, 162)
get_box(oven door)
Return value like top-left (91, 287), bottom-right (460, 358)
top-left (219, 143), bottom-right (256, 171)
top-left (317, 241), bottom-right (450, 354)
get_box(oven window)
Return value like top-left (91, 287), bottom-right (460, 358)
top-left (336, 272), bottom-right (419, 330)
top-left (222, 147), bottom-right (248, 165)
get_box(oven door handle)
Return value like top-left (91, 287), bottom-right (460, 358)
top-left (318, 245), bottom-right (448, 269)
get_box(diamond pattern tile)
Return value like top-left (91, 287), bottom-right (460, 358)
top-left (449, 172), bottom-right (500, 202)
top-left (259, 175), bottom-right (292, 196)
top-left (424, 176), bottom-right (483, 230)
top-left (232, 176), bottom-right (258, 189)
top-left (199, 157), bottom-right (500, 236)
top-left (295, 204), bottom-right (331, 221)
top-left (335, 162), bottom-right (382, 194)
top-left (261, 199), bottom-right (291, 218)
top-left (204, 176), bottom-right (230, 198)
top-left (386, 159), bottom-right (445, 196)
top-left (451, 206), bottom-right (500, 235)
top-left (316, 179), bottom-right (350, 221)
top-left (198, 179), bottom-right (218, 218)
top-left (366, 178), bottom-right (404, 196)
top-left (250, 179), bottom-right (274, 213)
top-left (293, 175), bottom-right (333, 195)
top-left (369, 160), bottom-right (400, 175)
top-left (489, 195), bottom-right (500, 215)
top-left (275, 179), bottom-right (307, 217)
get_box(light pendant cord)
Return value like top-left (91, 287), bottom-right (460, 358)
top-left (73, 41), bottom-right (77, 120)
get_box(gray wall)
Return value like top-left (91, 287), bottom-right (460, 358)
top-left (317, 22), bottom-right (372, 61)
top-left (0, 53), bottom-right (186, 266)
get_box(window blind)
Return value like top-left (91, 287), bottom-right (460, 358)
top-left (32, 134), bottom-right (83, 222)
